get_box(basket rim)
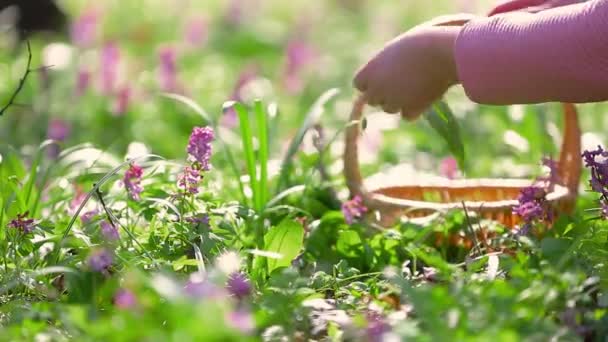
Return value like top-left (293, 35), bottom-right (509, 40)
top-left (365, 181), bottom-right (571, 211)
top-left (364, 177), bottom-right (552, 190)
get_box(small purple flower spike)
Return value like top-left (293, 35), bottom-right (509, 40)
top-left (177, 166), bottom-right (201, 195)
top-left (187, 126), bottom-right (214, 170)
top-left (124, 163), bottom-right (144, 201)
top-left (7, 212), bottom-right (35, 234)
top-left (100, 221), bottom-right (119, 241)
top-left (88, 249), bottom-right (113, 273)
top-left (341, 195), bottom-right (368, 224)
top-left (100, 42), bottom-right (120, 94)
top-left (158, 46), bottom-right (179, 92)
top-left (71, 8), bottom-right (99, 47)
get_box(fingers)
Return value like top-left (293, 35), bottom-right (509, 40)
top-left (488, 0), bottom-right (548, 15)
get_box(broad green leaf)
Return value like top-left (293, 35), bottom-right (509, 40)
top-left (424, 101), bottom-right (466, 171)
top-left (264, 219), bottom-right (304, 273)
top-left (336, 230), bottom-right (363, 258)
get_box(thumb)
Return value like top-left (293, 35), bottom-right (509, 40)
top-left (423, 13), bottom-right (477, 27)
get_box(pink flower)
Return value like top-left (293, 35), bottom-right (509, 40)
top-left (439, 156), bottom-right (459, 179)
top-left (187, 127), bottom-right (214, 170)
top-left (341, 195), bottom-right (368, 224)
top-left (71, 8), bottom-right (99, 48)
top-left (282, 38), bottom-right (315, 94)
top-left (177, 166), bottom-right (201, 195)
top-left (226, 309), bottom-right (255, 334)
top-left (100, 42), bottom-right (120, 94)
top-left (8, 212), bottom-right (35, 234)
top-left (100, 220), bottom-right (119, 241)
top-left (114, 289), bottom-right (137, 309)
top-left (112, 86), bottom-right (131, 115)
top-left (158, 46), bottom-right (179, 92)
top-left (47, 119), bottom-right (70, 141)
top-left (184, 17), bottom-right (208, 46)
top-left (123, 163), bottom-right (144, 201)
top-left (75, 69), bottom-right (91, 96)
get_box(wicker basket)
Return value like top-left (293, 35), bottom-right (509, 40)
top-left (344, 95), bottom-right (582, 227)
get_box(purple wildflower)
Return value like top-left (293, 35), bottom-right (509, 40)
top-left (47, 119), bottom-right (70, 141)
top-left (341, 195), bottom-right (368, 224)
top-left (186, 214), bottom-right (210, 228)
top-left (88, 248), bottom-right (113, 273)
top-left (7, 212), bottom-right (35, 234)
top-left (112, 86), bottom-right (131, 115)
top-left (582, 146), bottom-right (608, 218)
top-left (226, 272), bottom-right (252, 299)
top-left (513, 185), bottom-right (552, 232)
top-left (100, 42), bottom-right (120, 94)
top-left (158, 46), bottom-right (179, 92)
top-left (47, 118), bottom-right (71, 159)
top-left (282, 38), bottom-right (315, 94)
top-left (187, 126), bottom-right (214, 169)
top-left (226, 309), bottom-right (255, 334)
top-left (124, 163), bottom-right (144, 201)
top-left (185, 17), bottom-right (208, 46)
top-left (75, 69), bottom-right (91, 96)
top-left (366, 311), bottom-right (391, 342)
top-left (71, 8), bottom-right (99, 47)
top-left (100, 221), bottom-right (119, 241)
top-left (177, 166), bottom-right (201, 195)
top-left (114, 289), bottom-right (137, 309)
top-left (80, 209), bottom-right (99, 225)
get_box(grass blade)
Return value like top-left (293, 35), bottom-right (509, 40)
top-left (234, 102), bottom-right (258, 210)
top-left (254, 100), bottom-right (269, 208)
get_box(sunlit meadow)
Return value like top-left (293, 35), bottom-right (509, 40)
top-left (1, 0), bottom-right (608, 340)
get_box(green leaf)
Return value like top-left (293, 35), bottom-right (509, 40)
top-left (424, 101), bottom-right (466, 171)
top-left (336, 230), bottom-right (363, 258)
top-left (264, 219), bottom-right (304, 273)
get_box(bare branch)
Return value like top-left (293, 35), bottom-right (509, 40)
top-left (0, 40), bottom-right (33, 116)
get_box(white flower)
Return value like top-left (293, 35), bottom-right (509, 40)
top-left (215, 250), bottom-right (242, 275)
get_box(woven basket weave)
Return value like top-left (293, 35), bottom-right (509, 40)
top-left (344, 96), bottom-right (581, 227)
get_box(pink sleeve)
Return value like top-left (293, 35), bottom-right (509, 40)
top-left (455, 0), bottom-right (608, 104)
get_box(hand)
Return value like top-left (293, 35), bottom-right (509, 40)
top-left (353, 14), bottom-right (474, 121)
top-left (488, 0), bottom-right (583, 15)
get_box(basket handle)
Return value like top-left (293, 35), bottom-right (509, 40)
top-left (344, 95), bottom-right (582, 200)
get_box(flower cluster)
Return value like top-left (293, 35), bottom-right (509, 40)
top-left (582, 145), bottom-right (608, 217)
top-left (8, 212), bottom-right (36, 234)
top-left (341, 195), bottom-right (368, 224)
top-left (178, 127), bottom-right (214, 195)
top-left (513, 157), bottom-right (558, 234)
top-left (88, 248), bottom-right (113, 273)
top-left (187, 127), bottom-right (214, 170)
top-left (100, 220), bottom-right (120, 241)
top-left (124, 163), bottom-right (144, 201)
